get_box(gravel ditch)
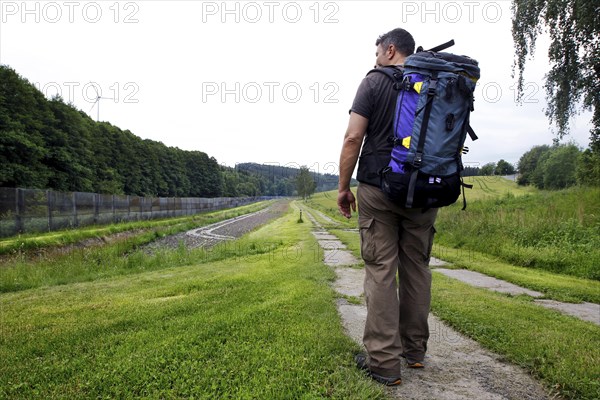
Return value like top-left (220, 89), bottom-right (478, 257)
top-left (142, 201), bottom-right (289, 252)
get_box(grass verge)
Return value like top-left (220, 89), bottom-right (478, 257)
top-left (431, 272), bottom-right (600, 400)
top-left (0, 205), bottom-right (386, 399)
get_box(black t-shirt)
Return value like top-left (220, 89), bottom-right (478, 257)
top-left (350, 68), bottom-right (399, 187)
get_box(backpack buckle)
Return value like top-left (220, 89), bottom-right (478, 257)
top-left (428, 80), bottom-right (437, 95)
top-left (428, 75), bottom-right (438, 95)
top-left (401, 76), bottom-right (413, 91)
top-left (391, 137), bottom-right (403, 147)
top-left (413, 152), bottom-right (423, 168)
top-left (378, 166), bottom-right (391, 176)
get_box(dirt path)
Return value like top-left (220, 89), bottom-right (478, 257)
top-left (302, 206), bottom-right (557, 400)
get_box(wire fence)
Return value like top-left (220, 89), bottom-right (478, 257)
top-left (0, 187), bottom-right (273, 238)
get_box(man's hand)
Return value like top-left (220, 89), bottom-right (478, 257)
top-left (337, 189), bottom-right (356, 219)
top-left (337, 112), bottom-right (366, 219)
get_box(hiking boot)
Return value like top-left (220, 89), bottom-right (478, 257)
top-left (401, 353), bottom-right (425, 368)
top-left (406, 361), bottom-right (425, 369)
top-left (354, 353), bottom-right (402, 386)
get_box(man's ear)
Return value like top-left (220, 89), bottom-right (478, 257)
top-left (386, 44), bottom-right (396, 60)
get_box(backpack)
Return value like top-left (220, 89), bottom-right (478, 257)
top-left (368, 40), bottom-right (480, 210)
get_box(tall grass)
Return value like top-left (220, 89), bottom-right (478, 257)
top-left (436, 185), bottom-right (600, 280)
top-left (308, 183), bottom-right (600, 279)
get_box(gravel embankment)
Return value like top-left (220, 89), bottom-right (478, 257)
top-left (144, 201), bottom-right (289, 252)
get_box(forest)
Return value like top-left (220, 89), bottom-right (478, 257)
top-left (3, 65), bottom-right (595, 199)
top-left (0, 65), bottom-right (340, 198)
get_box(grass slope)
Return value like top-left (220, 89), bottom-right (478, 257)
top-left (0, 205), bottom-right (386, 399)
top-left (436, 184), bottom-right (600, 279)
top-left (461, 175), bottom-right (536, 201)
top-left (0, 202), bottom-right (273, 293)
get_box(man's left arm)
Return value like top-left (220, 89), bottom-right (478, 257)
top-left (337, 112), bottom-right (368, 218)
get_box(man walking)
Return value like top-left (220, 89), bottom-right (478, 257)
top-left (337, 28), bottom-right (438, 386)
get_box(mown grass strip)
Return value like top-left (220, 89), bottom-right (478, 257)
top-left (432, 244), bottom-right (600, 303)
top-left (0, 205), bottom-right (386, 399)
top-left (431, 272), bottom-right (600, 400)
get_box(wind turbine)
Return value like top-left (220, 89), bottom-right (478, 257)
top-left (88, 83), bottom-right (111, 122)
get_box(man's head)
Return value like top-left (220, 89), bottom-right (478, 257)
top-left (374, 28), bottom-right (415, 68)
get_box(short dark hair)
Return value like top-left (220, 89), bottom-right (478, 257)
top-left (375, 28), bottom-right (415, 57)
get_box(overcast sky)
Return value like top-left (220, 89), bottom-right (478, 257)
top-left (1, 0), bottom-right (593, 175)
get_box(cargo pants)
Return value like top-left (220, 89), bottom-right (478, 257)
top-left (357, 183), bottom-right (438, 377)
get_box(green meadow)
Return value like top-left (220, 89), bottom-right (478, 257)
top-left (1, 179), bottom-right (599, 399)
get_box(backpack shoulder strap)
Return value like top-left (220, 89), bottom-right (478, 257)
top-left (362, 66), bottom-right (403, 180)
top-left (366, 66), bottom-right (404, 89)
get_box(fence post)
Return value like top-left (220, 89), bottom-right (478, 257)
top-left (15, 188), bottom-right (24, 234)
top-left (47, 189), bottom-right (53, 232)
top-left (72, 192), bottom-right (78, 227)
top-left (112, 195), bottom-right (116, 223)
top-left (94, 193), bottom-right (99, 224)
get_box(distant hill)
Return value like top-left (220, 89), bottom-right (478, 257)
top-left (0, 65), bottom-right (345, 198)
top-left (235, 163), bottom-right (353, 195)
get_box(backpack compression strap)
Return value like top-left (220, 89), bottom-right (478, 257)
top-left (467, 125), bottom-right (478, 141)
top-left (405, 71), bottom-right (438, 208)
